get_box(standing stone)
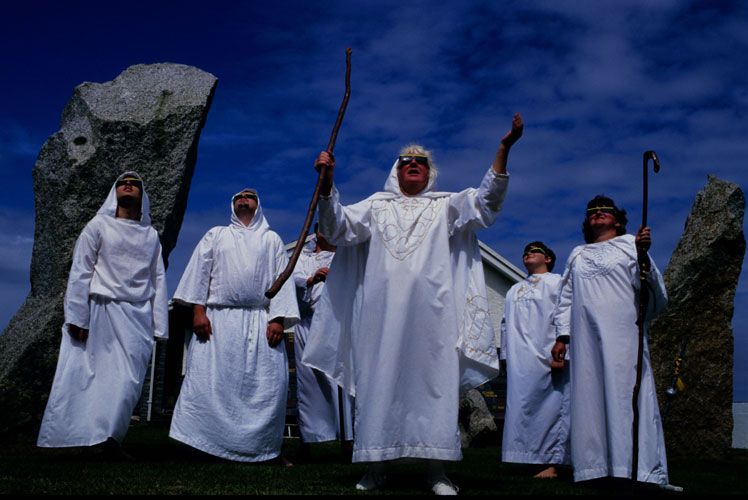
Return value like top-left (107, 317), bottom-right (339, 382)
top-left (0, 63), bottom-right (217, 442)
top-left (649, 175), bottom-right (745, 460)
top-left (459, 388), bottom-right (499, 448)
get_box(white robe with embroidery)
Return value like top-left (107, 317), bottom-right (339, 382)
top-left (553, 234), bottom-right (668, 483)
top-left (169, 194), bottom-right (299, 462)
top-left (38, 171), bottom-right (168, 448)
top-left (303, 163), bottom-right (505, 463)
top-left (500, 272), bottom-right (570, 465)
top-left (292, 236), bottom-right (354, 443)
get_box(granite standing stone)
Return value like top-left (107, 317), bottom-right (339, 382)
top-left (0, 63), bottom-right (217, 442)
top-left (649, 175), bottom-right (745, 460)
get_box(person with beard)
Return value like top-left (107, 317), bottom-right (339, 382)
top-left (169, 189), bottom-right (299, 464)
top-left (37, 172), bottom-right (168, 458)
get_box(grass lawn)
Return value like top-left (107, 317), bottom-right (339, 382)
top-left (1, 424), bottom-right (746, 495)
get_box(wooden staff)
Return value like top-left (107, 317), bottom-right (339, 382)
top-left (632, 150), bottom-right (660, 484)
top-left (265, 48), bottom-right (352, 298)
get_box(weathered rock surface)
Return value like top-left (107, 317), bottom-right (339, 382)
top-left (0, 63), bottom-right (217, 441)
top-left (650, 175), bottom-right (745, 460)
top-left (459, 388), bottom-right (499, 448)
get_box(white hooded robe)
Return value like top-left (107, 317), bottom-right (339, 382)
top-left (303, 162), bottom-right (505, 463)
top-left (169, 191), bottom-right (300, 462)
top-left (37, 171), bottom-right (168, 448)
top-left (292, 236), bottom-right (354, 443)
top-left (500, 272), bottom-right (570, 465)
top-left (553, 234), bottom-right (668, 483)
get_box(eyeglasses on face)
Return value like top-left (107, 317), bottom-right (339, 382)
top-left (523, 247), bottom-right (547, 257)
top-left (116, 178), bottom-right (142, 188)
top-left (586, 206), bottom-right (616, 216)
top-left (397, 155), bottom-right (429, 168)
top-left (233, 192), bottom-right (258, 202)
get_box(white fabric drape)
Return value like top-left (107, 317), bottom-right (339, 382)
top-left (169, 192), bottom-right (299, 461)
top-left (293, 236), bottom-right (354, 443)
top-left (553, 234), bottom-right (669, 484)
top-left (500, 272), bottom-right (570, 465)
top-left (38, 171), bottom-right (168, 448)
top-left (303, 163), bottom-right (505, 463)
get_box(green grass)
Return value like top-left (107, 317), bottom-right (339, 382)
top-left (1, 424), bottom-right (746, 495)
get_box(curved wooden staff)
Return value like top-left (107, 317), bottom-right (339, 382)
top-left (632, 150), bottom-right (660, 484)
top-left (265, 48), bottom-right (352, 298)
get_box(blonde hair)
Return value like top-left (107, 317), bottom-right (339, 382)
top-left (399, 143), bottom-right (438, 182)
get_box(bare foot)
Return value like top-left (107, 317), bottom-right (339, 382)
top-left (533, 465), bottom-right (558, 478)
top-left (276, 455), bottom-right (293, 467)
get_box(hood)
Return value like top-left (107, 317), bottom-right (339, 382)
top-left (230, 188), bottom-right (270, 233)
top-left (96, 171), bottom-right (151, 225)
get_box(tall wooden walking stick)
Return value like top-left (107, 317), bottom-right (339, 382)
top-left (265, 48), bottom-right (352, 299)
top-left (632, 150), bottom-right (660, 484)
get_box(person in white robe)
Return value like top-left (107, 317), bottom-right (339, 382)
top-left (292, 225), bottom-right (354, 458)
top-left (303, 113), bottom-right (524, 495)
top-left (500, 241), bottom-right (570, 478)
top-left (37, 171), bottom-right (169, 455)
top-left (169, 188), bottom-right (300, 463)
top-left (551, 195), bottom-right (669, 485)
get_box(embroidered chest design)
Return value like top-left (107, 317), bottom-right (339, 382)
top-left (576, 244), bottom-right (622, 279)
top-left (515, 276), bottom-right (542, 300)
top-left (371, 197), bottom-right (446, 261)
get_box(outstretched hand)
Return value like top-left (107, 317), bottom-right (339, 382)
top-left (501, 113), bottom-right (524, 148)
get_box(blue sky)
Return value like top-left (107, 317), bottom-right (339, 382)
top-left (1, 0), bottom-right (747, 399)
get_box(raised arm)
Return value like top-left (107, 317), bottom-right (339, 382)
top-left (491, 112), bottom-right (523, 175)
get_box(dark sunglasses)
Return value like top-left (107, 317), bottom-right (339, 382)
top-left (586, 206), bottom-right (616, 216)
top-left (116, 178), bottom-right (142, 188)
top-left (523, 247), bottom-right (547, 257)
top-left (397, 155), bottom-right (429, 168)
top-left (233, 192), bottom-right (258, 202)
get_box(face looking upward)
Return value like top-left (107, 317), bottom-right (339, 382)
top-left (115, 177), bottom-right (142, 206)
top-left (522, 247), bottom-right (551, 273)
top-left (586, 206), bottom-right (620, 233)
top-left (397, 154), bottom-right (430, 195)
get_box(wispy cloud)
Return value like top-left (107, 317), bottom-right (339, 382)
top-left (1, 0), bottom-right (746, 395)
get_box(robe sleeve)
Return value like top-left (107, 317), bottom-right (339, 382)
top-left (318, 185), bottom-right (372, 246)
top-left (63, 221), bottom-right (101, 330)
top-left (643, 253), bottom-right (668, 322)
top-left (172, 227), bottom-right (219, 306)
top-left (268, 234), bottom-right (301, 330)
top-left (292, 255), bottom-right (309, 289)
top-left (552, 254), bottom-right (575, 340)
top-left (150, 244), bottom-right (169, 339)
top-left (447, 167), bottom-right (509, 235)
top-left (499, 315), bottom-right (508, 361)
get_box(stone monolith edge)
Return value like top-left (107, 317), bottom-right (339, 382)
top-left (649, 175), bottom-right (745, 460)
top-left (459, 388), bottom-right (499, 448)
top-left (0, 63), bottom-right (217, 441)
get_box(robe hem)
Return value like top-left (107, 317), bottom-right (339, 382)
top-left (502, 451), bottom-right (570, 465)
top-left (573, 466), bottom-right (668, 485)
top-left (169, 430), bottom-right (280, 463)
top-left (353, 446), bottom-right (462, 463)
top-left (36, 436), bottom-right (110, 448)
